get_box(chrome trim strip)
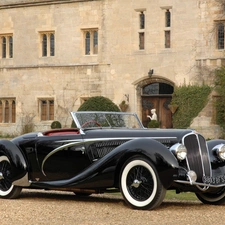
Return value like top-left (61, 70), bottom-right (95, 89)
top-left (55, 136), bottom-right (178, 143)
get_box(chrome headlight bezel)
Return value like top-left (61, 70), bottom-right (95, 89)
top-left (214, 144), bottom-right (225, 161)
top-left (170, 143), bottom-right (187, 161)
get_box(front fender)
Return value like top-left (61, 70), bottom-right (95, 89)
top-left (0, 140), bottom-right (28, 186)
top-left (207, 139), bottom-right (225, 152)
top-left (207, 139), bottom-right (225, 176)
top-left (116, 138), bottom-right (179, 189)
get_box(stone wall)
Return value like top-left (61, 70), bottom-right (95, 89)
top-left (190, 91), bottom-right (222, 139)
top-left (0, 0), bottom-right (224, 137)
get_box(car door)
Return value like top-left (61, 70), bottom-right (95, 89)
top-left (34, 134), bottom-right (90, 181)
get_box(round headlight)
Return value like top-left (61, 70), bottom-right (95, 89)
top-left (216, 144), bottom-right (225, 160)
top-left (170, 143), bottom-right (187, 161)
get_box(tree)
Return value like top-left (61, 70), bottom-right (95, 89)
top-left (78, 96), bottom-right (120, 112)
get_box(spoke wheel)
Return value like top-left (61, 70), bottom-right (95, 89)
top-left (196, 187), bottom-right (225, 205)
top-left (0, 156), bottom-right (22, 198)
top-left (120, 156), bottom-right (166, 210)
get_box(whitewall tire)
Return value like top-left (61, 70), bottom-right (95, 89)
top-left (196, 188), bottom-right (225, 205)
top-left (0, 155), bottom-right (22, 198)
top-left (120, 156), bottom-right (166, 210)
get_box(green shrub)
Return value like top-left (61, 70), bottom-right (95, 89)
top-left (71, 120), bottom-right (76, 128)
top-left (21, 114), bottom-right (35, 134)
top-left (148, 120), bottom-right (160, 128)
top-left (78, 96), bottom-right (120, 112)
top-left (170, 84), bottom-right (211, 128)
top-left (214, 67), bottom-right (225, 130)
top-left (51, 121), bottom-right (62, 129)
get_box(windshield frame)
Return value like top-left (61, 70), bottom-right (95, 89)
top-left (70, 111), bottom-right (144, 133)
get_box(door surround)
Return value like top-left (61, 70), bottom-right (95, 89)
top-left (133, 76), bottom-right (175, 124)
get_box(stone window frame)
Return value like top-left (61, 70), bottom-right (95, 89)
top-left (0, 98), bottom-right (16, 123)
top-left (135, 9), bottom-right (146, 51)
top-left (39, 98), bottom-right (54, 121)
top-left (161, 7), bottom-right (172, 49)
top-left (82, 28), bottom-right (98, 55)
top-left (39, 31), bottom-right (55, 57)
top-left (0, 34), bottom-right (13, 59)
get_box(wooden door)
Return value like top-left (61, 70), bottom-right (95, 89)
top-left (142, 96), bottom-right (172, 128)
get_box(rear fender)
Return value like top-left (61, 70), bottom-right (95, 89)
top-left (0, 140), bottom-right (29, 186)
top-left (116, 138), bottom-right (179, 189)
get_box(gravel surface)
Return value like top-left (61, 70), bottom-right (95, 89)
top-left (1, 189), bottom-right (225, 225)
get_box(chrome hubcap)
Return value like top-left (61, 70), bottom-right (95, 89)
top-left (0, 172), bottom-right (3, 180)
top-left (131, 179), bottom-right (142, 188)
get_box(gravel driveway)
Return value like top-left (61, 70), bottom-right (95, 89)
top-left (1, 189), bottom-right (224, 225)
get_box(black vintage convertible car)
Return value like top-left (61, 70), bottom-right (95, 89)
top-left (1, 111), bottom-right (225, 210)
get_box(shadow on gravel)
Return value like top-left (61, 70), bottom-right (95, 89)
top-left (18, 190), bottom-right (207, 210)
top-left (160, 200), bottom-right (201, 209)
top-left (20, 190), bottom-right (123, 204)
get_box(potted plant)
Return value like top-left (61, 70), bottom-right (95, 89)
top-left (119, 100), bottom-right (129, 112)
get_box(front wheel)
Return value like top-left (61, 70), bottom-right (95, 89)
top-left (120, 156), bottom-right (166, 210)
top-left (0, 155), bottom-right (22, 198)
top-left (196, 187), bottom-right (225, 205)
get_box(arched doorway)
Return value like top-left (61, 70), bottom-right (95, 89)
top-left (141, 82), bottom-right (174, 128)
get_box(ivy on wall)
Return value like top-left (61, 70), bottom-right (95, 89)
top-left (215, 67), bottom-right (225, 130)
top-left (170, 85), bottom-right (211, 128)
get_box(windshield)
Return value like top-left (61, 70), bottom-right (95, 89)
top-left (71, 111), bottom-right (144, 129)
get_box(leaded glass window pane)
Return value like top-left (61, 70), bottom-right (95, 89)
top-left (165, 10), bottom-right (171, 27)
top-left (93, 31), bottom-right (98, 54)
top-left (218, 24), bottom-right (224, 49)
top-left (12, 100), bottom-right (16, 123)
top-left (41, 100), bottom-right (47, 120)
top-left (42, 34), bottom-right (47, 56)
top-left (49, 100), bottom-right (54, 120)
top-left (140, 12), bottom-right (145, 29)
top-left (165, 31), bottom-right (170, 48)
top-left (5, 100), bottom-right (9, 123)
top-left (139, 32), bottom-right (145, 50)
top-left (2, 37), bottom-right (6, 58)
top-left (142, 83), bottom-right (174, 95)
top-left (9, 36), bottom-right (13, 58)
top-left (0, 101), bottom-right (2, 123)
top-left (85, 32), bottom-right (90, 55)
top-left (50, 34), bottom-right (55, 56)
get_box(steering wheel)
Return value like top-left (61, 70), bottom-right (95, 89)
top-left (81, 120), bottom-right (101, 128)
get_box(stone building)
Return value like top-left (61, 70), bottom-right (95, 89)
top-left (0, 0), bottom-right (224, 137)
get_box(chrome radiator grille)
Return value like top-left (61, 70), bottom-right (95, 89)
top-left (183, 133), bottom-right (211, 182)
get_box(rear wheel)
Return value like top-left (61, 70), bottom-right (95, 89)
top-left (120, 156), bottom-right (166, 210)
top-left (196, 188), bottom-right (225, 205)
top-left (0, 155), bottom-right (22, 198)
